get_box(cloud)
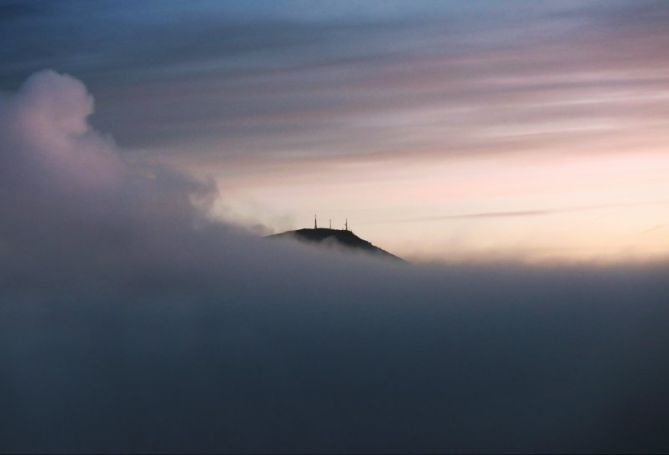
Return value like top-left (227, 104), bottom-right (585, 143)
top-left (8, 0), bottom-right (668, 161)
top-left (2, 71), bottom-right (669, 452)
top-left (390, 199), bottom-right (669, 222)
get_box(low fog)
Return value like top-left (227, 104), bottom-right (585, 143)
top-left (2, 71), bottom-right (669, 453)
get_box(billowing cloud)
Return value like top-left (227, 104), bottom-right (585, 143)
top-left (0, 70), bottom-right (223, 291)
top-left (2, 71), bottom-right (669, 452)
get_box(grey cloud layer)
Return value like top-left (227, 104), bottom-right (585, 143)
top-left (4, 1), bottom-right (669, 169)
top-left (2, 71), bottom-right (669, 452)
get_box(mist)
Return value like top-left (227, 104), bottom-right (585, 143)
top-left (2, 71), bottom-right (669, 453)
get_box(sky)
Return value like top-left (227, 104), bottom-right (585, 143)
top-left (2, 0), bottom-right (669, 261)
top-left (3, 3), bottom-right (669, 452)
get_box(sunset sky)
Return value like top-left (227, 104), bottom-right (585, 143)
top-left (3, 0), bottom-right (669, 261)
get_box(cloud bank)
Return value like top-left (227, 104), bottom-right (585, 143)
top-left (2, 71), bottom-right (669, 452)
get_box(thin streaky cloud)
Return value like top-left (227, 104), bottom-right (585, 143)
top-left (377, 200), bottom-right (669, 224)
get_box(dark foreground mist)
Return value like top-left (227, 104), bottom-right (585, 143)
top-left (3, 264), bottom-right (669, 453)
top-left (2, 71), bottom-right (669, 453)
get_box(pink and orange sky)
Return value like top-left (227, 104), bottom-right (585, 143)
top-left (3, 0), bottom-right (669, 261)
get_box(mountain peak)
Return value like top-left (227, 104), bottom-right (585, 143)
top-left (269, 228), bottom-right (403, 262)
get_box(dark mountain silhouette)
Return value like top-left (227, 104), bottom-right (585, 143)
top-left (269, 228), bottom-right (404, 262)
